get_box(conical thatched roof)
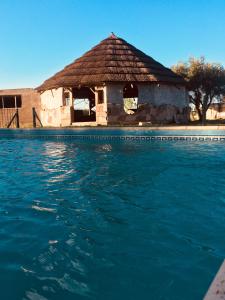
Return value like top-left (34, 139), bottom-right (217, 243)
top-left (37, 33), bottom-right (185, 91)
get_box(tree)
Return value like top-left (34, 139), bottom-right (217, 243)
top-left (172, 57), bottom-right (225, 124)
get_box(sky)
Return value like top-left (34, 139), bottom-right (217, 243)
top-left (0, 0), bottom-right (225, 89)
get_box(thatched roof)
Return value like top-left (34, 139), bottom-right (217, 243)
top-left (37, 33), bottom-right (185, 91)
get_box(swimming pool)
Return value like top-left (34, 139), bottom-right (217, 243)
top-left (0, 129), bottom-right (224, 299)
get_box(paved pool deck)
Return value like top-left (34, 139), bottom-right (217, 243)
top-left (52, 125), bottom-right (225, 131)
top-left (204, 261), bottom-right (225, 299)
top-left (67, 125), bottom-right (225, 130)
top-left (136, 125), bottom-right (225, 130)
top-left (1, 125), bottom-right (225, 131)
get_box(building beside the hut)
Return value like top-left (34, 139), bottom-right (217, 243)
top-left (206, 102), bottom-right (225, 120)
top-left (37, 34), bottom-right (189, 127)
top-left (190, 101), bottom-right (225, 121)
top-left (0, 88), bottom-right (41, 128)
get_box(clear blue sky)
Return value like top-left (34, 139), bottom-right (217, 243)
top-left (0, 0), bottom-right (225, 89)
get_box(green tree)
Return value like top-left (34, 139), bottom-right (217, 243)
top-left (172, 57), bottom-right (225, 124)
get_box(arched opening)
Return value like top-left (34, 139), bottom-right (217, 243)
top-left (72, 87), bottom-right (96, 122)
top-left (123, 83), bottom-right (138, 114)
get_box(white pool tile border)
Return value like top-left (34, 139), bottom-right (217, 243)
top-left (0, 134), bottom-right (225, 142)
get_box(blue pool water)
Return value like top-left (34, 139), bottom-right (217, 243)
top-left (0, 130), bottom-right (225, 299)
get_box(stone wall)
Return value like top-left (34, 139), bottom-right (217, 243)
top-left (95, 86), bottom-right (108, 125)
top-left (41, 87), bottom-right (108, 127)
top-left (106, 83), bottom-right (188, 124)
top-left (0, 88), bottom-right (41, 128)
top-left (40, 88), bottom-right (72, 127)
top-left (40, 83), bottom-right (189, 127)
top-left (107, 103), bottom-right (189, 124)
top-left (96, 103), bottom-right (107, 125)
top-left (139, 84), bottom-right (188, 108)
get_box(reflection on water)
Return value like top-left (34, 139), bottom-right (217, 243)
top-left (32, 205), bottom-right (56, 213)
top-left (0, 139), bottom-right (224, 300)
top-left (41, 142), bottom-right (76, 184)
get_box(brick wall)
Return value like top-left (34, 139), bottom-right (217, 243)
top-left (0, 88), bottom-right (41, 128)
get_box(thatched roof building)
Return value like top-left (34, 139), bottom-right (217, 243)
top-left (37, 33), bottom-right (184, 91)
top-left (38, 34), bottom-right (188, 127)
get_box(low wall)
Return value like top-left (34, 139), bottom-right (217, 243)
top-left (41, 106), bottom-right (72, 127)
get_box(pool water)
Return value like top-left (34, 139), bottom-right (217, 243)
top-left (0, 136), bottom-right (225, 299)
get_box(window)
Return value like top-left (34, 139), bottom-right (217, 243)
top-left (123, 84), bottom-right (138, 115)
top-left (63, 92), bottom-right (70, 106)
top-left (124, 97), bottom-right (138, 111)
top-left (0, 95), bottom-right (22, 108)
top-left (97, 90), bottom-right (104, 104)
top-left (16, 96), bottom-right (22, 107)
top-left (73, 98), bottom-right (90, 112)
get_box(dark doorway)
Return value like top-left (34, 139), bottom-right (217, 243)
top-left (72, 87), bottom-right (96, 122)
